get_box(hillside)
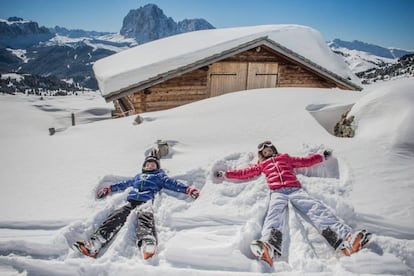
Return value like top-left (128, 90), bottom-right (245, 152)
top-left (328, 39), bottom-right (413, 79)
top-left (356, 54), bottom-right (414, 84)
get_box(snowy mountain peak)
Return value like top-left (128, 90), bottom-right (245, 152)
top-left (329, 39), bottom-right (412, 59)
top-left (328, 38), bottom-right (413, 76)
top-left (0, 17), bottom-right (53, 48)
top-left (120, 3), bottom-right (214, 44)
top-left (5, 17), bottom-right (27, 23)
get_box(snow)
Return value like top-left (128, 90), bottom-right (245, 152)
top-left (0, 73), bottom-right (25, 82)
top-left (83, 40), bottom-right (130, 53)
top-left (43, 35), bottom-right (84, 47)
top-left (93, 25), bottom-right (360, 98)
top-left (332, 47), bottom-right (398, 73)
top-left (0, 78), bottom-right (413, 275)
top-left (95, 33), bottom-right (138, 46)
top-left (6, 49), bottom-right (29, 63)
top-left (43, 34), bottom-right (135, 53)
top-left (0, 18), bottom-right (32, 25)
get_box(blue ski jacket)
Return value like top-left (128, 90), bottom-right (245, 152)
top-left (110, 169), bottom-right (188, 202)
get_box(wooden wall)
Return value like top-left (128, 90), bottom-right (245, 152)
top-left (279, 65), bottom-right (337, 88)
top-left (132, 67), bottom-right (209, 113)
top-left (113, 94), bottom-right (134, 117)
top-left (113, 45), bottom-right (347, 116)
top-left (222, 46), bottom-right (339, 89)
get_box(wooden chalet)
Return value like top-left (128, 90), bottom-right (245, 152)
top-left (93, 26), bottom-right (362, 117)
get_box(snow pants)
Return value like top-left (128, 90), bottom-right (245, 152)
top-left (261, 187), bottom-right (352, 251)
top-left (93, 200), bottom-right (157, 248)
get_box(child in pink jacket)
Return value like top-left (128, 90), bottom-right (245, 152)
top-left (215, 141), bottom-right (371, 266)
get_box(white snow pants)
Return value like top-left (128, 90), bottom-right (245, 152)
top-left (261, 187), bottom-right (352, 247)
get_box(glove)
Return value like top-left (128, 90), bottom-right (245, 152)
top-left (323, 150), bottom-right (332, 160)
top-left (97, 186), bottom-right (112, 199)
top-left (186, 186), bottom-right (200, 200)
top-left (214, 171), bottom-right (225, 178)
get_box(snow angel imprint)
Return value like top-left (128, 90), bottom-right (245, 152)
top-left (214, 140), bottom-right (371, 267)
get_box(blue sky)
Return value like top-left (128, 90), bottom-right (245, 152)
top-left (1, 0), bottom-right (413, 50)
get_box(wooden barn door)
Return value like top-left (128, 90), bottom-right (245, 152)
top-left (209, 62), bottom-right (248, 97)
top-left (246, 62), bottom-right (279, 89)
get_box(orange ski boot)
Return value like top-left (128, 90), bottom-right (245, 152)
top-left (250, 240), bottom-right (278, 267)
top-left (140, 236), bottom-right (157, 260)
top-left (341, 229), bottom-right (372, 256)
top-left (73, 240), bottom-right (100, 258)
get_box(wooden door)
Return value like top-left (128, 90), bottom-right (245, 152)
top-left (246, 62), bottom-right (278, 89)
top-left (209, 62), bottom-right (248, 97)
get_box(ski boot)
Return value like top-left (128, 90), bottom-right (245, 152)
top-left (73, 237), bottom-right (102, 258)
top-left (250, 240), bottom-right (280, 267)
top-left (139, 235), bottom-right (157, 260)
top-left (340, 229), bottom-right (372, 256)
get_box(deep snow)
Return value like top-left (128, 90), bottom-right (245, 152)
top-left (0, 78), bottom-right (413, 275)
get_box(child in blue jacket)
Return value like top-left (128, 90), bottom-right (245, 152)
top-left (74, 156), bottom-right (200, 259)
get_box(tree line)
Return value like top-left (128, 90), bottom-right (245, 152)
top-left (0, 73), bottom-right (86, 95)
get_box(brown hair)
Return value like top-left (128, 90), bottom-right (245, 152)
top-left (257, 140), bottom-right (278, 161)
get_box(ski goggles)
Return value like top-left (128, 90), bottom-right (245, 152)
top-left (258, 141), bottom-right (274, 152)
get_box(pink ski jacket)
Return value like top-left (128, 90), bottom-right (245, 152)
top-left (225, 153), bottom-right (323, 190)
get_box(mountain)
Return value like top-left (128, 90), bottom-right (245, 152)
top-left (0, 17), bottom-right (134, 90)
top-left (328, 39), bottom-right (413, 83)
top-left (120, 4), bottom-right (214, 44)
top-left (0, 17), bottom-right (54, 48)
top-left (0, 30), bottom-right (132, 90)
top-left (328, 39), bottom-right (413, 73)
top-left (0, 4), bottom-right (215, 91)
top-left (356, 53), bottom-right (414, 84)
top-left (329, 39), bottom-right (411, 59)
top-left (49, 26), bottom-right (112, 38)
top-left (177, 18), bottom-right (215, 33)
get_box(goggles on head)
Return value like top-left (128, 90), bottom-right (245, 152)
top-left (258, 141), bottom-right (274, 152)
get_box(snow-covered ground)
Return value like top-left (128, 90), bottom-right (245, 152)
top-left (0, 79), bottom-right (413, 275)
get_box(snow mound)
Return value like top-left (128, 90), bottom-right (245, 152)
top-left (350, 78), bottom-right (414, 154)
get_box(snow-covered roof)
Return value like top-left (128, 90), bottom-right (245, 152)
top-left (93, 25), bottom-right (362, 101)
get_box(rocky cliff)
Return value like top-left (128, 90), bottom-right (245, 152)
top-left (120, 4), bottom-right (214, 44)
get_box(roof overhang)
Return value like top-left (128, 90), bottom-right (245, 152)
top-left (103, 36), bottom-right (362, 102)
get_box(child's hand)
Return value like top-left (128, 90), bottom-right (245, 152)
top-left (186, 186), bottom-right (200, 199)
top-left (214, 171), bottom-right (225, 178)
top-left (323, 150), bottom-right (332, 160)
top-left (96, 186), bottom-right (111, 199)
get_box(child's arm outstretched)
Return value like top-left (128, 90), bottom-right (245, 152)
top-left (215, 164), bottom-right (262, 182)
top-left (96, 177), bottom-right (136, 199)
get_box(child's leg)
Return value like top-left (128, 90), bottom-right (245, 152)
top-left (136, 201), bottom-right (157, 247)
top-left (74, 201), bottom-right (142, 257)
top-left (260, 190), bottom-right (289, 255)
top-left (136, 210), bottom-right (157, 247)
top-left (93, 201), bottom-right (141, 247)
top-left (289, 188), bottom-right (351, 249)
top-left (136, 209), bottom-right (158, 259)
